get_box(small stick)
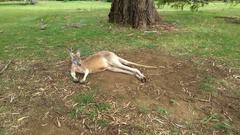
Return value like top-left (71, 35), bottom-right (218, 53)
top-left (18, 116), bottom-right (29, 122)
top-left (144, 30), bottom-right (157, 33)
top-left (195, 94), bottom-right (211, 102)
top-left (224, 95), bottom-right (240, 100)
top-left (56, 117), bottom-right (61, 127)
top-left (148, 74), bottom-right (162, 76)
top-left (0, 60), bottom-right (12, 75)
top-left (224, 112), bottom-right (233, 122)
top-left (194, 98), bottom-right (210, 102)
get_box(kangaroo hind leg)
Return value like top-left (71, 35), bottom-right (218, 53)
top-left (107, 67), bottom-right (134, 75)
top-left (111, 60), bottom-right (146, 82)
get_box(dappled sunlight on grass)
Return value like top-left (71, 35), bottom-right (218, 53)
top-left (0, 1), bottom-right (240, 67)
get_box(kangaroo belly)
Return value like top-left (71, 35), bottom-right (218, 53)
top-left (83, 56), bottom-right (108, 73)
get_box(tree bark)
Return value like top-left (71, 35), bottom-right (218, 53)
top-left (108, 0), bottom-right (161, 28)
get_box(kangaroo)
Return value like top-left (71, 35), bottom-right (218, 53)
top-left (68, 49), bottom-right (157, 83)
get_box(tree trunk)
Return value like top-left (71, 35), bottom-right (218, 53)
top-left (108, 0), bottom-right (161, 28)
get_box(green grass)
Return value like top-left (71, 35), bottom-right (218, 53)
top-left (96, 102), bottom-right (111, 111)
top-left (96, 119), bottom-right (110, 127)
top-left (0, 1), bottom-right (240, 67)
top-left (70, 92), bottom-right (111, 119)
top-left (200, 75), bottom-right (216, 93)
top-left (137, 105), bottom-right (151, 114)
top-left (156, 107), bottom-right (169, 116)
top-left (169, 99), bottom-right (178, 105)
top-left (201, 113), bottom-right (234, 133)
top-left (74, 92), bottom-right (95, 105)
top-left (0, 128), bottom-right (4, 135)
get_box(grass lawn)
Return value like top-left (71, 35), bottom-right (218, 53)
top-left (0, 1), bottom-right (240, 135)
top-left (0, 1), bottom-right (240, 66)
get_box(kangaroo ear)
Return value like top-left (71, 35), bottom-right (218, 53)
top-left (67, 48), bottom-right (74, 58)
top-left (67, 48), bottom-right (73, 53)
top-left (69, 52), bottom-right (74, 60)
top-left (76, 49), bottom-right (81, 57)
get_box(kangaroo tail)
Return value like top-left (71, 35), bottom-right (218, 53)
top-left (118, 57), bottom-right (157, 69)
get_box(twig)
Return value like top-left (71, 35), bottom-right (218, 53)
top-left (174, 123), bottom-right (186, 128)
top-left (41, 123), bottom-right (48, 127)
top-left (194, 94), bottom-right (211, 102)
top-left (233, 74), bottom-right (240, 79)
top-left (224, 94), bottom-right (240, 100)
top-left (0, 60), bottom-right (12, 75)
top-left (18, 116), bottom-right (29, 122)
top-left (152, 118), bottom-right (165, 124)
top-left (224, 112), bottom-right (233, 122)
top-left (63, 91), bottom-right (75, 100)
top-left (148, 74), bottom-right (162, 76)
top-left (144, 30), bottom-right (157, 33)
top-left (84, 123), bottom-right (92, 133)
top-left (10, 94), bottom-right (15, 103)
top-left (194, 98), bottom-right (210, 102)
top-left (56, 117), bottom-right (61, 127)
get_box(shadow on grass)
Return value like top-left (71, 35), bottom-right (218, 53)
top-left (215, 16), bottom-right (240, 24)
top-left (0, 2), bottom-right (33, 6)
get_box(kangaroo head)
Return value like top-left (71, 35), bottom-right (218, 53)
top-left (69, 49), bottom-right (82, 65)
top-left (69, 49), bottom-right (85, 73)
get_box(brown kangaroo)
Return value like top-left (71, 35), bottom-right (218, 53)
top-left (69, 49), bottom-right (157, 83)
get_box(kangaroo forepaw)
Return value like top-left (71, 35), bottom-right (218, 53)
top-left (73, 79), bottom-right (79, 83)
top-left (139, 77), bottom-right (147, 83)
top-left (79, 80), bottom-right (87, 84)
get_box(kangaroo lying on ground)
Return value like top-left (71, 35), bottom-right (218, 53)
top-left (69, 49), bottom-right (157, 83)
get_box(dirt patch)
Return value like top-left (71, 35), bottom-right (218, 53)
top-left (0, 49), bottom-right (239, 135)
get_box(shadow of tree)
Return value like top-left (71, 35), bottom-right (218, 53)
top-left (0, 1), bottom-right (37, 6)
top-left (215, 16), bottom-right (240, 24)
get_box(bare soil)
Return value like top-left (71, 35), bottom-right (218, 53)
top-left (0, 49), bottom-right (239, 135)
